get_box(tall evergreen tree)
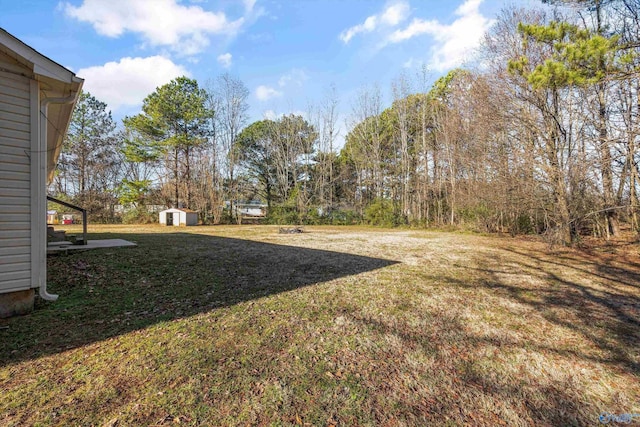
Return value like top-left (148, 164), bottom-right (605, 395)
top-left (235, 120), bottom-right (277, 208)
top-left (56, 91), bottom-right (117, 197)
top-left (54, 90), bottom-right (120, 221)
top-left (124, 77), bottom-right (210, 208)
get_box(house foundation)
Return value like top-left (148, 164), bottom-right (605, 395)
top-left (0, 289), bottom-right (35, 318)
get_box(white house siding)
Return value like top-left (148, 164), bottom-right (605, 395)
top-left (0, 68), bottom-right (31, 293)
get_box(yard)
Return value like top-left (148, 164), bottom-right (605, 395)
top-left (1, 225), bottom-right (639, 426)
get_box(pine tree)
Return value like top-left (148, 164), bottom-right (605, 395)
top-left (55, 91), bottom-right (118, 220)
top-left (124, 77), bottom-right (210, 208)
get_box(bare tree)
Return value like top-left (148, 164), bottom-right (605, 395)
top-left (214, 73), bottom-right (250, 222)
top-left (391, 72), bottom-right (414, 222)
top-left (347, 84), bottom-right (385, 206)
top-left (313, 84), bottom-right (340, 212)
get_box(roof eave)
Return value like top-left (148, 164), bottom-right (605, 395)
top-left (0, 28), bottom-right (79, 85)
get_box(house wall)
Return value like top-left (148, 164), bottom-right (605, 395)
top-left (0, 65), bottom-right (32, 295)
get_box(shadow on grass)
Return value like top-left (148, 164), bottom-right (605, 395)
top-left (459, 246), bottom-right (640, 376)
top-left (350, 313), bottom-right (592, 425)
top-left (343, 241), bottom-right (640, 425)
top-left (0, 231), bottom-right (398, 366)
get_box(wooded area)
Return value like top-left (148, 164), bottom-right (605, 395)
top-left (50, 0), bottom-right (640, 245)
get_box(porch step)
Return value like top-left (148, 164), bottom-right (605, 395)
top-left (48, 241), bottom-right (73, 247)
top-left (47, 226), bottom-right (67, 242)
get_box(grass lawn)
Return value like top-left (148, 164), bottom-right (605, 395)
top-left (1, 225), bottom-right (639, 426)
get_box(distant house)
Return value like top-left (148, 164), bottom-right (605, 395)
top-left (0, 28), bottom-right (83, 317)
top-left (226, 200), bottom-right (267, 218)
top-left (159, 208), bottom-right (198, 226)
top-left (238, 203), bottom-right (267, 217)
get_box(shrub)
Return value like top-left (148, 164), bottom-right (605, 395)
top-left (122, 207), bottom-right (157, 224)
top-left (364, 198), bottom-right (399, 227)
top-left (515, 214), bottom-right (536, 235)
top-left (327, 209), bottom-right (362, 225)
top-left (267, 205), bottom-right (300, 225)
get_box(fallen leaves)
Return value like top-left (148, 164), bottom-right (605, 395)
top-left (102, 417), bottom-right (118, 427)
top-left (1, 225), bottom-right (638, 426)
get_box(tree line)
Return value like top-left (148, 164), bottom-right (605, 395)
top-left (51, 0), bottom-right (640, 244)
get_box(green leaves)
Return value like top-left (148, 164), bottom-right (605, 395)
top-left (235, 115), bottom-right (318, 207)
top-left (123, 76), bottom-right (212, 208)
top-left (235, 119), bottom-right (276, 162)
top-left (127, 76), bottom-right (210, 151)
top-left (121, 130), bottom-right (162, 164)
top-left (430, 69), bottom-right (470, 102)
top-left (117, 179), bottom-right (152, 206)
top-left (509, 21), bottom-right (620, 89)
top-left (57, 90), bottom-right (118, 195)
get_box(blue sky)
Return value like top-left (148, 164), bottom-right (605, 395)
top-left (1, 0), bottom-right (540, 142)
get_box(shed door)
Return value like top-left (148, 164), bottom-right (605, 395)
top-left (166, 212), bottom-right (173, 226)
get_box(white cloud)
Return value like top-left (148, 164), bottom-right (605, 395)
top-left (340, 16), bottom-right (377, 44)
top-left (77, 56), bottom-right (189, 112)
top-left (256, 69), bottom-right (307, 103)
top-left (386, 0), bottom-right (493, 71)
top-left (380, 2), bottom-right (410, 26)
top-left (62, 0), bottom-right (244, 55)
top-left (262, 109), bottom-right (306, 120)
top-left (255, 85), bottom-right (282, 101)
top-left (263, 109), bottom-right (277, 120)
top-left (217, 52), bottom-right (232, 68)
top-left (339, 1), bottom-right (409, 43)
top-left (278, 69), bottom-right (308, 88)
top-left (456, 0), bottom-right (482, 16)
top-left (388, 18), bottom-right (440, 43)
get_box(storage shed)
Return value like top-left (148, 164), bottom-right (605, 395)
top-left (159, 208), bottom-right (198, 226)
top-left (0, 28), bottom-right (83, 317)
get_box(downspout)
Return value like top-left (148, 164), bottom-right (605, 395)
top-left (38, 93), bottom-right (77, 301)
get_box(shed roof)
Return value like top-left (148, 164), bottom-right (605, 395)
top-left (0, 28), bottom-right (83, 184)
top-left (160, 208), bottom-right (198, 213)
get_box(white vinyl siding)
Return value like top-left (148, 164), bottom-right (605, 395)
top-left (0, 67), bottom-right (31, 293)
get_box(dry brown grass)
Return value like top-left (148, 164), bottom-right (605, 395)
top-left (1, 225), bottom-right (638, 426)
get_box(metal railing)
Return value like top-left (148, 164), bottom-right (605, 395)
top-left (46, 196), bottom-right (87, 245)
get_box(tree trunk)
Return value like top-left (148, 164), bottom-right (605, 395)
top-left (549, 88), bottom-right (572, 245)
top-left (630, 150), bottom-right (639, 233)
top-left (598, 83), bottom-right (619, 237)
top-left (185, 145), bottom-right (191, 209)
top-left (174, 148), bottom-right (179, 208)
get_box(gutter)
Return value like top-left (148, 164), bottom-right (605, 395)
top-left (38, 93), bottom-right (77, 301)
